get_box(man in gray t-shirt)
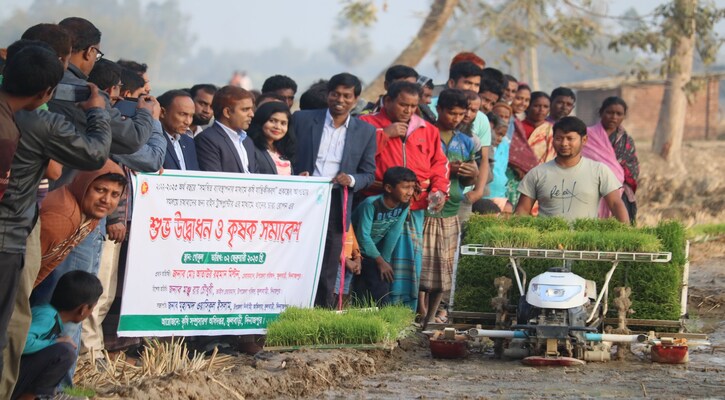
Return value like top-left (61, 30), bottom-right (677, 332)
top-left (515, 117), bottom-right (629, 223)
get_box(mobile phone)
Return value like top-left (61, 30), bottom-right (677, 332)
top-left (113, 99), bottom-right (138, 118)
top-left (53, 83), bottom-right (91, 102)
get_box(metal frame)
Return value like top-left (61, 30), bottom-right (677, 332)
top-left (459, 245), bottom-right (673, 325)
top-left (460, 245), bottom-right (672, 263)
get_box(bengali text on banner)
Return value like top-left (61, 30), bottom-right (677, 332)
top-left (118, 170), bottom-right (332, 336)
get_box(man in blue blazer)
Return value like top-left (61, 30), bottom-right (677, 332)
top-left (292, 73), bottom-right (377, 308)
top-left (195, 86), bottom-right (257, 174)
top-left (157, 90), bottom-right (200, 171)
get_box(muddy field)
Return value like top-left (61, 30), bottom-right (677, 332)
top-left (95, 238), bottom-right (725, 400)
top-left (95, 144), bottom-right (725, 399)
top-left (317, 239), bottom-right (725, 400)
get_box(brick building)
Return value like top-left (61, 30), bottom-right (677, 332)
top-left (567, 74), bottom-right (722, 141)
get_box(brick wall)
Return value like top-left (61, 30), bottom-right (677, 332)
top-left (574, 79), bottom-right (720, 141)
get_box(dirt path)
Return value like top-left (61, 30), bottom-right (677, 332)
top-left (313, 239), bottom-right (725, 400)
top-left (95, 241), bottom-right (725, 399)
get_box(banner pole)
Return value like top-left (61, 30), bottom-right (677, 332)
top-left (338, 186), bottom-right (349, 311)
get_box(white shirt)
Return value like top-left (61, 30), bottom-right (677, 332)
top-left (165, 132), bottom-right (187, 170)
top-left (315, 110), bottom-right (354, 186)
top-left (186, 119), bottom-right (214, 139)
top-left (216, 121), bottom-right (250, 173)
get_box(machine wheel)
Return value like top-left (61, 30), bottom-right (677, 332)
top-left (493, 338), bottom-right (504, 359)
top-left (516, 295), bottom-right (536, 324)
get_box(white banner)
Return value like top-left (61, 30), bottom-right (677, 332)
top-left (118, 171), bottom-right (331, 336)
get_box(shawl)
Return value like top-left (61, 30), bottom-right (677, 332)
top-left (507, 120), bottom-right (539, 175)
top-left (609, 128), bottom-right (639, 193)
top-left (523, 119), bottom-right (556, 164)
top-left (584, 122), bottom-right (624, 183)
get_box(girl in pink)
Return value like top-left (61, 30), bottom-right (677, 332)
top-left (248, 101), bottom-right (296, 175)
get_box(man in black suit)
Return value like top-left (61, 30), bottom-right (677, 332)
top-left (292, 73), bottom-right (376, 307)
top-left (195, 86), bottom-right (256, 174)
top-left (157, 90), bottom-right (199, 171)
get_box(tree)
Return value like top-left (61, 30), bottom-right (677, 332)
top-left (472, 0), bottom-right (603, 90)
top-left (0, 0), bottom-right (195, 88)
top-left (329, 1), bottom-right (376, 67)
top-left (609, 0), bottom-right (725, 167)
top-left (338, 0), bottom-right (459, 100)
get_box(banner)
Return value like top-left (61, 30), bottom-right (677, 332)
top-left (118, 171), bottom-right (332, 336)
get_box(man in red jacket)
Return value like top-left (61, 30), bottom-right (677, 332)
top-left (360, 81), bottom-right (449, 309)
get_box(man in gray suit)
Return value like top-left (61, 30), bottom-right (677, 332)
top-left (195, 85), bottom-right (257, 174)
top-left (292, 73), bottom-right (376, 308)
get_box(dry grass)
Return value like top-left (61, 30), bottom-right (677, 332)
top-left (75, 337), bottom-right (236, 393)
top-left (637, 142), bottom-right (725, 227)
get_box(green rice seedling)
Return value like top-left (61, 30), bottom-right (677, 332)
top-left (568, 231), bottom-right (662, 252)
top-left (469, 226), bottom-right (540, 248)
top-left (266, 305), bottom-right (412, 347)
top-left (568, 231), bottom-right (601, 251)
top-left (620, 231), bottom-right (662, 252)
top-left (455, 217), bottom-right (684, 320)
top-left (508, 227), bottom-right (542, 248)
top-left (539, 231), bottom-right (576, 250)
top-left (455, 257), bottom-right (508, 287)
top-left (274, 306), bottom-right (320, 322)
top-left (464, 214), bottom-right (503, 233)
top-left (507, 215), bottom-right (569, 232)
top-left (378, 305), bottom-right (415, 340)
top-left (453, 285), bottom-right (491, 312)
top-left (266, 317), bottom-right (321, 346)
top-left (655, 220), bottom-right (687, 265)
top-left (572, 218), bottom-right (631, 232)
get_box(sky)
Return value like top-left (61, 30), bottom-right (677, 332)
top-left (2, 0), bottom-right (722, 93)
top-left (4, 0), bottom-right (719, 56)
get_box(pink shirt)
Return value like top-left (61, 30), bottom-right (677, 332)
top-left (268, 150), bottom-right (292, 175)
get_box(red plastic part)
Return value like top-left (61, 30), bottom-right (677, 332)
top-left (429, 339), bottom-right (468, 359)
top-left (522, 356), bottom-right (586, 366)
top-left (651, 344), bottom-right (689, 364)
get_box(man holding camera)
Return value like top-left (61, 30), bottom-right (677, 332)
top-left (0, 44), bottom-right (82, 398)
top-left (48, 17), bottom-right (158, 178)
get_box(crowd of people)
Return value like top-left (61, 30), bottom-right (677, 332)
top-left (0, 16), bottom-right (641, 399)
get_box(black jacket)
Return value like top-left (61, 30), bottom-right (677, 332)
top-left (254, 146), bottom-right (294, 175)
top-left (0, 107), bottom-right (112, 254)
top-left (195, 122), bottom-right (258, 173)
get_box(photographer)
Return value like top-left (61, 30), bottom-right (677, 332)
top-left (0, 43), bottom-right (66, 395)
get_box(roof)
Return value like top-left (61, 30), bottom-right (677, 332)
top-left (565, 72), bottom-right (725, 91)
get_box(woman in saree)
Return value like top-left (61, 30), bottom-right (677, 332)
top-left (585, 98), bottom-right (627, 219)
top-left (521, 92), bottom-right (556, 164)
top-left (601, 97), bottom-right (638, 224)
top-left (505, 92), bottom-right (553, 207)
top-left (510, 83), bottom-right (531, 123)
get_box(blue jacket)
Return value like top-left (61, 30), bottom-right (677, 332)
top-left (24, 304), bottom-right (64, 355)
top-left (163, 133), bottom-right (200, 171)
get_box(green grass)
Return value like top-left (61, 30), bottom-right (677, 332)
top-left (63, 386), bottom-right (96, 397)
top-left (688, 223), bottom-right (725, 240)
top-left (454, 219), bottom-right (686, 320)
top-left (265, 305), bottom-right (415, 347)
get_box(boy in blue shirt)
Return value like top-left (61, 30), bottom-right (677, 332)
top-left (12, 271), bottom-right (102, 400)
top-left (352, 167), bottom-right (416, 305)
